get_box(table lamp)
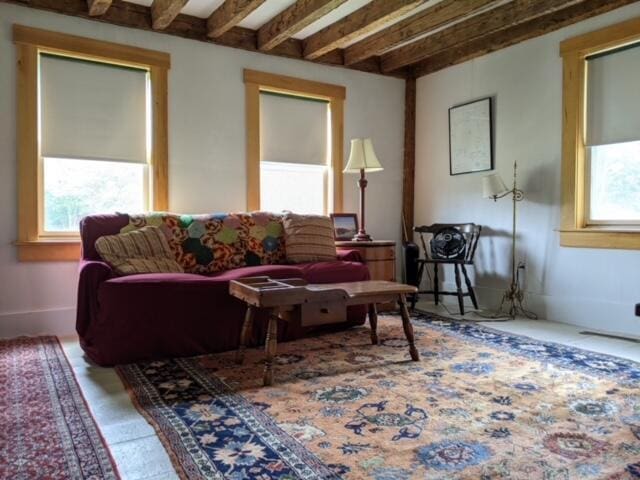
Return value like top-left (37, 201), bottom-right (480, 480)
top-left (343, 138), bottom-right (383, 241)
top-left (482, 162), bottom-right (536, 320)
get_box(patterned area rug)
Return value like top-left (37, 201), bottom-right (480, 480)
top-left (117, 313), bottom-right (640, 479)
top-left (0, 336), bottom-right (119, 479)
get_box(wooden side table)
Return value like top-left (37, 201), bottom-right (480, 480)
top-left (336, 240), bottom-right (396, 311)
top-left (336, 240), bottom-right (396, 282)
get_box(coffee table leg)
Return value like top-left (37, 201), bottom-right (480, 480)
top-left (399, 294), bottom-right (420, 361)
top-left (263, 312), bottom-right (278, 386)
top-left (235, 306), bottom-right (255, 364)
top-left (368, 303), bottom-right (378, 345)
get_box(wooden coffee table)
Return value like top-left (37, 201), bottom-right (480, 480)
top-left (229, 277), bottom-right (419, 386)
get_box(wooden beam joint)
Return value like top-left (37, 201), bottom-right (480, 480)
top-left (86, 0), bottom-right (112, 16)
top-left (151, 0), bottom-right (188, 30)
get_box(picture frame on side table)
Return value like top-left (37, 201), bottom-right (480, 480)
top-left (449, 97), bottom-right (493, 175)
top-left (330, 213), bottom-right (358, 241)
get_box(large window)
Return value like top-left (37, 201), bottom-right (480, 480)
top-left (259, 92), bottom-right (330, 214)
top-left (244, 69), bottom-right (344, 214)
top-left (560, 17), bottom-right (640, 249)
top-left (13, 25), bottom-right (170, 261)
top-left (40, 54), bottom-right (150, 233)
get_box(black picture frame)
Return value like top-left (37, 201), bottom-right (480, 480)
top-left (330, 213), bottom-right (358, 241)
top-left (448, 97), bottom-right (493, 176)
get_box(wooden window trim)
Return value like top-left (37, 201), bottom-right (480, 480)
top-left (13, 25), bottom-right (170, 261)
top-left (559, 16), bottom-right (640, 250)
top-left (244, 69), bottom-right (344, 213)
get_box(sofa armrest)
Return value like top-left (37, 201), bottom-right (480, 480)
top-left (336, 248), bottom-right (363, 263)
top-left (76, 260), bottom-right (114, 336)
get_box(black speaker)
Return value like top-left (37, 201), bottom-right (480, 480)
top-left (404, 242), bottom-right (420, 288)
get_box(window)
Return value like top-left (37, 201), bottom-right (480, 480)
top-left (559, 17), bottom-right (640, 249)
top-left (40, 54), bottom-right (150, 234)
top-left (244, 69), bottom-right (344, 214)
top-left (585, 45), bottom-right (640, 226)
top-left (259, 92), bottom-right (330, 214)
top-left (13, 25), bottom-right (170, 261)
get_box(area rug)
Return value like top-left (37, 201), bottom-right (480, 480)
top-left (0, 336), bottom-right (119, 479)
top-left (117, 313), bottom-right (640, 479)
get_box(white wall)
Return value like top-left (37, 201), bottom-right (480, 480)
top-left (415, 3), bottom-right (640, 336)
top-left (0, 3), bottom-right (405, 337)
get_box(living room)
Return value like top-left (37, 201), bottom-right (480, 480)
top-left (1, 1), bottom-right (639, 479)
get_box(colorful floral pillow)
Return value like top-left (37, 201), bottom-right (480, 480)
top-left (120, 212), bottom-right (285, 274)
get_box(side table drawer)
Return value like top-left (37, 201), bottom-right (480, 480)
top-left (366, 259), bottom-right (395, 282)
top-left (361, 246), bottom-right (395, 262)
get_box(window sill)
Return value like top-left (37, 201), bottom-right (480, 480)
top-left (559, 229), bottom-right (640, 250)
top-left (15, 240), bottom-right (81, 261)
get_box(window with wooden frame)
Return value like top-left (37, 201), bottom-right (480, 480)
top-left (244, 69), bottom-right (344, 214)
top-left (560, 17), bottom-right (640, 249)
top-left (13, 25), bottom-right (170, 261)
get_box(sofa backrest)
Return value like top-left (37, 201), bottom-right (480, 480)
top-left (81, 212), bottom-right (286, 274)
top-left (80, 214), bottom-right (130, 261)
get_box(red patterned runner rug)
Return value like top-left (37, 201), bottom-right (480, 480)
top-left (0, 336), bottom-right (119, 479)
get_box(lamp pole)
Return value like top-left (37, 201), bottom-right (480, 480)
top-left (490, 162), bottom-right (536, 320)
top-left (353, 168), bottom-right (371, 241)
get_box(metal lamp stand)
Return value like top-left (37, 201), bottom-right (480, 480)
top-left (478, 162), bottom-right (537, 320)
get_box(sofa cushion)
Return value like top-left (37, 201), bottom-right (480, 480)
top-left (121, 212), bottom-right (286, 274)
top-left (283, 213), bottom-right (337, 263)
top-left (95, 226), bottom-right (184, 276)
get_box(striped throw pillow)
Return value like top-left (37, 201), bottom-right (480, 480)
top-left (95, 226), bottom-right (184, 276)
top-left (283, 213), bottom-right (337, 263)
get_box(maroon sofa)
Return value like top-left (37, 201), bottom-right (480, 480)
top-left (76, 213), bottom-right (370, 366)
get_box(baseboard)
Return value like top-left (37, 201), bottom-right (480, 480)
top-left (417, 281), bottom-right (639, 338)
top-left (0, 307), bottom-right (76, 338)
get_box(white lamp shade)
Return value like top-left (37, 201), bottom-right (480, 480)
top-left (343, 138), bottom-right (384, 173)
top-left (483, 173), bottom-right (509, 198)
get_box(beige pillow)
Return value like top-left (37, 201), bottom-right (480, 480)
top-left (95, 226), bottom-right (184, 276)
top-left (283, 213), bottom-right (337, 263)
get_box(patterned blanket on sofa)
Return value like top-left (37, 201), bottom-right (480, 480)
top-left (121, 212), bottom-right (286, 274)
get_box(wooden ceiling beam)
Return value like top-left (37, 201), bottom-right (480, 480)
top-left (87, 0), bottom-right (112, 16)
top-left (344, 0), bottom-right (498, 66)
top-left (207, 0), bottom-right (266, 38)
top-left (257, 0), bottom-right (347, 51)
top-left (302, 0), bottom-right (426, 60)
top-left (412, 0), bottom-right (639, 77)
top-left (4, 0), bottom-right (407, 78)
top-left (151, 0), bottom-right (188, 30)
top-left (381, 0), bottom-right (590, 72)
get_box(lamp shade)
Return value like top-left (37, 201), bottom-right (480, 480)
top-left (482, 173), bottom-right (509, 198)
top-left (343, 138), bottom-right (384, 173)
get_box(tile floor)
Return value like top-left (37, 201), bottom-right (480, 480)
top-left (59, 303), bottom-right (640, 479)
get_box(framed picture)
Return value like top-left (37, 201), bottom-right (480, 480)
top-left (330, 213), bottom-right (358, 241)
top-left (448, 97), bottom-right (493, 175)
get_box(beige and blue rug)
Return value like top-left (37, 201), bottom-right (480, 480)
top-left (117, 313), bottom-right (640, 479)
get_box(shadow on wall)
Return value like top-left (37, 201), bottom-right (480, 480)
top-left (475, 225), bottom-right (549, 318)
top-left (520, 161), bottom-right (559, 206)
top-left (475, 226), bottom-right (514, 287)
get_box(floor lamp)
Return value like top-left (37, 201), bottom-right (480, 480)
top-left (482, 162), bottom-right (537, 320)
